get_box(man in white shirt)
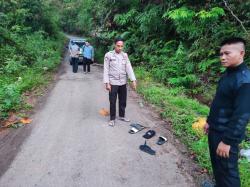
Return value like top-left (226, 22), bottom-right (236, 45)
top-left (70, 42), bottom-right (80, 73)
top-left (103, 38), bottom-right (136, 126)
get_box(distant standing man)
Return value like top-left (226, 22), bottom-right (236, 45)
top-left (204, 37), bottom-right (250, 187)
top-left (103, 38), bottom-right (136, 127)
top-left (70, 42), bottom-right (79, 73)
top-left (83, 41), bottom-right (94, 73)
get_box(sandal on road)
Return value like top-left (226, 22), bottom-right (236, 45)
top-left (143, 130), bottom-right (156, 139)
top-left (108, 120), bottom-right (115, 127)
top-left (129, 123), bottom-right (146, 134)
top-left (129, 127), bottom-right (139, 134)
top-left (156, 136), bottom-right (167, 145)
top-left (139, 141), bottom-right (156, 155)
top-left (130, 123), bottom-right (146, 131)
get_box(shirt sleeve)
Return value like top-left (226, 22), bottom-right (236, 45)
top-left (103, 53), bottom-right (110, 84)
top-left (222, 83), bottom-right (250, 145)
top-left (125, 54), bottom-right (136, 81)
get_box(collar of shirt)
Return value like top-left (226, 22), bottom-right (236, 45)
top-left (112, 50), bottom-right (125, 60)
top-left (226, 62), bottom-right (247, 73)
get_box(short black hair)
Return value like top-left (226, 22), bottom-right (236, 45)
top-left (221, 37), bottom-right (246, 48)
top-left (114, 37), bottom-right (124, 44)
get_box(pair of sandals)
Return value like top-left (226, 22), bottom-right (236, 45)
top-left (129, 124), bottom-right (167, 145)
top-left (143, 130), bottom-right (168, 145)
top-left (139, 134), bottom-right (168, 155)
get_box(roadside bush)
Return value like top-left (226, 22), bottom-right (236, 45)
top-left (3, 56), bottom-right (27, 74)
top-left (0, 83), bottom-right (21, 112)
top-left (0, 31), bottom-right (65, 118)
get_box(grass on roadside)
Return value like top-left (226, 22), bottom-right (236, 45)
top-left (135, 66), bottom-right (250, 187)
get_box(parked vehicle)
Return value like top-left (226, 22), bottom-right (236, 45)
top-left (68, 38), bottom-right (86, 65)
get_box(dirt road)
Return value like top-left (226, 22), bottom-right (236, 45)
top-left (0, 42), bottom-right (197, 187)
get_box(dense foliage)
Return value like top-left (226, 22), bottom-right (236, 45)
top-left (61, 0), bottom-right (250, 102)
top-left (0, 0), bottom-right (65, 118)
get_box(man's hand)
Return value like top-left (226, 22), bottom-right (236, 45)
top-left (105, 83), bottom-right (111, 92)
top-left (216, 141), bottom-right (231, 158)
top-left (204, 122), bottom-right (209, 135)
top-left (131, 81), bottom-right (137, 90)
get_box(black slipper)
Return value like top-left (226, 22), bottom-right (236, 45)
top-left (143, 130), bottom-right (156, 139)
top-left (156, 136), bottom-right (167, 145)
top-left (139, 141), bottom-right (156, 155)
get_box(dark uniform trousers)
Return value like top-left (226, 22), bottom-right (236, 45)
top-left (72, 57), bottom-right (79, 73)
top-left (83, 57), bottom-right (92, 72)
top-left (208, 130), bottom-right (240, 187)
top-left (109, 84), bottom-right (127, 120)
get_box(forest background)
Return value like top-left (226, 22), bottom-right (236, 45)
top-left (0, 0), bottom-right (250, 186)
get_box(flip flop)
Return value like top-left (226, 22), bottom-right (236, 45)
top-left (139, 141), bottom-right (156, 155)
top-left (156, 136), bottom-right (167, 145)
top-left (143, 130), bottom-right (156, 139)
top-left (130, 123), bottom-right (146, 131)
top-left (129, 127), bottom-right (139, 134)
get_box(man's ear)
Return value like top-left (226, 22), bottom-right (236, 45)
top-left (240, 50), bottom-right (245, 58)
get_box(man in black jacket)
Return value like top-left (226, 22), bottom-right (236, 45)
top-left (204, 37), bottom-right (250, 187)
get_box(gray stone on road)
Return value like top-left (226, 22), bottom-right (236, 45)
top-left (0, 49), bottom-right (196, 187)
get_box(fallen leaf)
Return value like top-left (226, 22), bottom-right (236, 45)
top-left (201, 168), bottom-right (208, 174)
top-left (190, 152), bottom-right (197, 160)
top-left (99, 108), bottom-right (109, 116)
top-left (20, 117), bottom-right (32, 124)
top-left (192, 117), bottom-right (207, 136)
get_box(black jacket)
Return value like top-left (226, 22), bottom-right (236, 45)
top-left (207, 62), bottom-right (250, 145)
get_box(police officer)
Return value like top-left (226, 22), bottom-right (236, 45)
top-left (103, 38), bottom-right (136, 127)
top-left (204, 37), bottom-right (250, 187)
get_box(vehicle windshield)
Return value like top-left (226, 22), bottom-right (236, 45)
top-left (75, 42), bottom-right (85, 48)
top-left (71, 40), bottom-right (85, 48)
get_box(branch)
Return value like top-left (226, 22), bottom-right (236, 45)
top-left (102, 9), bottom-right (112, 29)
top-left (223, 0), bottom-right (248, 34)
